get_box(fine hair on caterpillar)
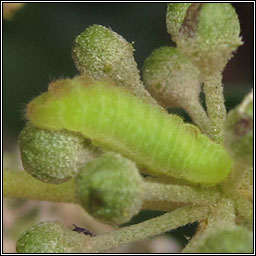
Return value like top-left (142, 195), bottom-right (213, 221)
top-left (27, 76), bottom-right (232, 186)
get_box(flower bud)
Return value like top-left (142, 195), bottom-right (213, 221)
top-left (143, 46), bottom-right (201, 108)
top-left (224, 90), bottom-right (253, 165)
top-left (142, 46), bottom-right (213, 135)
top-left (166, 3), bottom-right (192, 42)
top-left (19, 122), bottom-right (99, 184)
top-left (166, 3), bottom-right (242, 75)
top-left (72, 25), bottom-right (156, 104)
top-left (75, 152), bottom-right (144, 225)
top-left (196, 225), bottom-right (253, 253)
top-left (16, 221), bottom-right (84, 253)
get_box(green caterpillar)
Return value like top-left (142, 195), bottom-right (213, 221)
top-left (27, 76), bottom-right (232, 186)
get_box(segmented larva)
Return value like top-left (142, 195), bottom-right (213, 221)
top-left (27, 77), bottom-right (232, 186)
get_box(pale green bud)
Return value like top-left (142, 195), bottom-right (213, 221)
top-left (72, 25), bottom-right (155, 104)
top-left (142, 46), bottom-right (213, 135)
top-left (166, 3), bottom-right (192, 41)
top-left (142, 46), bottom-right (201, 108)
top-left (75, 152), bottom-right (144, 225)
top-left (166, 3), bottom-right (243, 75)
top-left (19, 122), bottom-right (99, 184)
top-left (16, 221), bottom-right (84, 253)
top-left (196, 225), bottom-right (253, 253)
top-left (224, 90), bottom-right (253, 165)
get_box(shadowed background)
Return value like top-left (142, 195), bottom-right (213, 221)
top-left (3, 3), bottom-right (253, 146)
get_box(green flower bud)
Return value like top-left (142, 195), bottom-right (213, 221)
top-left (16, 221), bottom-right (84, 253)
top-left (142, 46), bottom-right (213, 136)
top-left (72, 25), bottom-right (156, 104)
top-left (166, 3), bottom-right (192, 42)
top-left (75, 152), bottom-right (144, 225)
top-left (196, 225), bottom-right (253, 253)
top-left (166, 3), bottom-right (243, 75)
top-left (224, 90), bottom-right (253, 165)
top-left (143, 46), bottom-right (201, 108)
top-left (19, 122), bottom-right (99, 184)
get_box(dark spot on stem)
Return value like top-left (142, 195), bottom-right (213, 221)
top-left (180, 3), bottom-right (203, 38)
top-left (234, 118), bottom-right (253, 136)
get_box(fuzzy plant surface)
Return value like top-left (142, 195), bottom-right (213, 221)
top-left (3, 3), bottom-right (253, 254)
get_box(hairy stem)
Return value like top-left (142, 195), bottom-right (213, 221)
top-left (182, 198), bottom-right (235, 253)
top-left (81, 206), bottom-right (209, 253)
top-left (183, 100), bottom-right (212, 139)
top-left (3, 170), bottom-right (78, 203)
top-left (203, 72), bottom-right (226, 143)
top-left (4, 170), bottom-right (214, 213)
top-left (234, 197), bottom-right (253, 227)
top-left (143, 181), bottom-right (221, 206)
top-left (221, 160), bottom-right (248, 196)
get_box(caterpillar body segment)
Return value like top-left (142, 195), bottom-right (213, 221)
top-left (27, 77), bottom-right (232, 186)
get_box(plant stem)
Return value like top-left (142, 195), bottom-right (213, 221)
top-left (206, 198), bottom-right (236, 228)
top-left (4, 171), bottom-right (210, 252)
top-left (234, 197), bottom-right (253, 226)
top-left (203, 72), bottom-right (226, 143)
top-left (221, 160), bottom-right (248, 196)
top-left (3, 170), bottom-right (78, 204)
top-left (182, 198), bottom-right (235, 253)
top-left (143, 181), bottom-right (221, 206)
top-left (81, 206), bottom-right (209, 253)
top-left (183, 100), bottom-right (212, 139)
top-left (4, 170), bottom-right (219, 213)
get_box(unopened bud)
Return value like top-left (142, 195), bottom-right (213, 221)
top-left (16, 221), bottom-right (85, 253)
top-left (76, 152), bottom-right (144, 225)
top-left (224, 90), bottom-right (253, 165)
top-left (143, 46), bottom-right (201, 108)
top-left (72, 25), bottom-right (156, 104)
top-left (166, 3), bottom-right (242, 75)
top-left (196, 225), bottom-right (253, 253)
top-left (19, 122), bottom-right (99, 184)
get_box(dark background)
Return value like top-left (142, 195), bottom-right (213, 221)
top-left (3, 3), bottom-right (254, 148)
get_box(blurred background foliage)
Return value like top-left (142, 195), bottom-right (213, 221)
top-left (3, 3), bottom-right (254, 253)
top-left (3, 3), bottom-right (253, 148)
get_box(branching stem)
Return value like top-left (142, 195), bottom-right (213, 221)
top-left (182, 198), bottom-right (236, 253)
top-left (203, 72), bottom-right (226, 143)
top-left (4, 170), bottom-right (220, 212)
top-left (81, 206), bottom-right (209, 253)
